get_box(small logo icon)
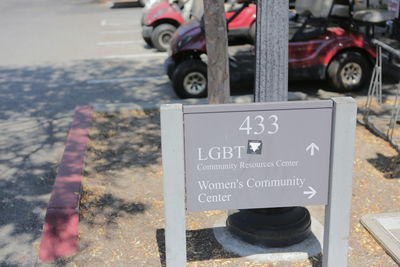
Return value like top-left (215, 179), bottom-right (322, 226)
top-left (247, 140), bottom-right (262, 155)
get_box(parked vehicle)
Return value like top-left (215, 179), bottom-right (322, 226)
top-left (141, 0), bottom-right (186, 51)
top-left (165, 0), bottom-right (396, 98)
top-left (141, 0), bottom-right (256, 51)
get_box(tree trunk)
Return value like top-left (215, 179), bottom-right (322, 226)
top-left (203, 0), bottom-right (230, 104)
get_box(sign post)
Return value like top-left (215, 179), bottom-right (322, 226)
top-left (322, 97), bottom-right (357, 267)
top-left (161, 105), bottom-right (186, 266)
top-left (161, 97), bottom-right (357, 266)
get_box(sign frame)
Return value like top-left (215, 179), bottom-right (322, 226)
top-left (160, 97), bottom-right (357, 267)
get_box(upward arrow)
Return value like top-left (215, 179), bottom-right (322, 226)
top-left (306, 143), bottom-right (319, 156)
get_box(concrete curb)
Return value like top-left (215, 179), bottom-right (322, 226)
top-left (38, 106), bottom-right (92, 262)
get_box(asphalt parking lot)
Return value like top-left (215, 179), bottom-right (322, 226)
top-left (0, 1), bottom-right (174, 266)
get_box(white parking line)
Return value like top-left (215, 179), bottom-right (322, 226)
top-left (99, 30), bottom-right (141, 34)
top-left (101, 53), bottom-right (168, 59)
top-left (97, 40), bottom-right (143, 46)
top-left (100, 19), bottom-right (138, 26)
top-left (86, 75), bottom-right (167, 84)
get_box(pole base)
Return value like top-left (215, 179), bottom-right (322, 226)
top-left (226, 207), bottom-right (311, 247)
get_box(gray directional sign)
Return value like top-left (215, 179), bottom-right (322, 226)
top-left (183, 101), bottom-right (333, 212)
top-left (161, 98), bottom-right (356, 267)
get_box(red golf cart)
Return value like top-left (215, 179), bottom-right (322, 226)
top-left (141, 0), bottom-right (256, 51)
top-left (165, 0), bottom-right (396, 98)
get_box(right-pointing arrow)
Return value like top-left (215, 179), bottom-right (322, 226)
top-left (303, 186), bottom-right (317, 199)
top-left (306, 142), bottom-right (319, 156)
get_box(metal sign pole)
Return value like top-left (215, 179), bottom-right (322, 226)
top-left (323, 97), bottom-right (357, 267)
top-left (161, 104), bottom-right (186, 267)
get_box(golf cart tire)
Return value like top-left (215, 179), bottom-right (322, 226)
top-left (151, 24), bottom-right (176, 52)
top-left (143, 36), bottom-right (153, 47)
top-left (327, 51), bottom-right (371, 91)
top-left (172, 60), bottom-right (207, 99)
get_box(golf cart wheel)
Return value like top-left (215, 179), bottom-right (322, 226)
top-left (172, 60), bottom-right (207, 99)
top-left (143, 36), bottom-right (153, 47)
top-left (151, 24), bottom-right (176, 52)
top-left (327, 51), bottom-right (371, 91)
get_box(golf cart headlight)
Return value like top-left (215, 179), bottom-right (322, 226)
top-left (177, 36), bottom-right (193, 49)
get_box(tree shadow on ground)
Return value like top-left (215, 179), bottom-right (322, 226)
top-left (0, 57), bottom-right (170, 265)
top-left (155, 228), bottom-right (322, 267)
top-left (156, 227), bottom-right (236, 266)
top-left (80, 193), bottom-right (146, 229)
top-left (0, 58), bottom-right (174, 120)
top-left (367, 153), bottom-right (400, 179)
top-left (85, 109), bottom-right (161, 174)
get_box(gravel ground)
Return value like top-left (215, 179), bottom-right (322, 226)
top-left (51, 104), bottom-right (399, 267)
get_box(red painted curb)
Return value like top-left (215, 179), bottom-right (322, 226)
top-left (39, 209), bottom-right (79, 261)
top-left (39, 106), bottom-right (92, 262)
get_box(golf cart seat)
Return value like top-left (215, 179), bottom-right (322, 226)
top-left (353, 9), bottom-right (397, 24)
top-left (290, 0), bottom-right (335, 41)
top-left (330, 4), bottom-right (351, 18)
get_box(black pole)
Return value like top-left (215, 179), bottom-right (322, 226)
top-left (254, 0), bottom-right (288, 102)
top-left (226, 0), bottom-right (312, 247)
